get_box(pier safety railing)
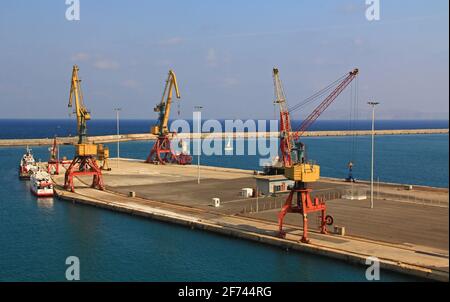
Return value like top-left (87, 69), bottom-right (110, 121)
top-left (240, 188), bottom-right (447, 215)
top-left (371, 190), bottom-right (448, 208)
top-left (240, 190), bottom-right (343, 214)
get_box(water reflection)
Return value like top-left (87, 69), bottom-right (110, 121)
top-left (36, 198), bottom-right (54, 210)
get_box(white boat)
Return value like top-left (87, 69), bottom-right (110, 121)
top-left (19, 147), bottom-right (37, 179)
top-left (225, 138), bottom-right (233, 152)
top-left (180, 139), bottom-right (189, 154)
top-left (30, 170), bottom-right (54, 197)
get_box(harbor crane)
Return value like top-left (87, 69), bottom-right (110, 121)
top-left (146, 70), bottom-right (192, 165)
top-left (273, 68), bottom-right (359, 243)
top-left (47, 136), bottom-right (59, 175)
top-left (64, 65), bottom-right (105, 192)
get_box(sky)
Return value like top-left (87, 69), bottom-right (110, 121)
top-left (0, 0), bottom-right (448, 120)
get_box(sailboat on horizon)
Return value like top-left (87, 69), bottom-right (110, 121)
top-left (224, 137), bottom-right (233, 152)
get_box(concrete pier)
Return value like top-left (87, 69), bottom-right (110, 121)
top-left (51, 158), bottom-right (449, 281)
top-left (1, 128), bottom-right (448, 147)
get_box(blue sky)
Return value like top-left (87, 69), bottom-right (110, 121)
top-left (0, 0), bottom-right (448, 120)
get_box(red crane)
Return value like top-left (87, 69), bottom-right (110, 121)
top-left (273, 68), bottom-right (359, 243)
top-left (275, 68), bottom-right (359, 168)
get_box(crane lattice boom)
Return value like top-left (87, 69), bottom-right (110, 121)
top-left (273, 68), bottom-right (359, 168)
top-left (68, 65), bottom-right (91, 144)
top-left (294, 68), bottom-right (359, 139)
top-left (273, 68), bottom-right (295, 167)
top-left (151, 70), bottom-right (181, 136)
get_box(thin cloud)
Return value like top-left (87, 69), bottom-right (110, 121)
top-left (206, 48), bottom-right (217, 67)
top-left (222, 77), bottom-right (239, 87)
top-left (71, 52), bottom-right (90, 62)
top-left (158, 37), bottom-right (184, 46)
top-left (154, 59), bottom-right (173, 67)
top-left (201, 14), bottom-right (447, 41)
top-left (93, 59), bottom-right (119, 70)
top-left (337, 1), bottom-right (365, 15)
top-left (121, 79), bottom-right (139, 89)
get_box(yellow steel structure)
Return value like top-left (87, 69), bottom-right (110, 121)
top-left (75, 144), bottom-right (98, 157)
top-left (68, 65), bottom-right (97, 156)
top-left (284, 163), bottom-right (320, 182)
top-left (65, 65), bottom-right (105, 192)
top-left (151, 70), bottom-right (181, 136)
top-left (97, 144), bottom-right (111, 171)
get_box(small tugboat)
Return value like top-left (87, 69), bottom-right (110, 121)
top-left (30, 170), bottom-right (54, 197)
top-left (19, 147), bottom-right (37, 179)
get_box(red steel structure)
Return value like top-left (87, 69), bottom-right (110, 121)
top-left (294, 68), bottom-right (359, 140)
top-left (64, 155), bottom-right (104, 192)
top-left (273, 68), bottom-right (359, 243)
top-left (47, 136), bottom-right (60, 175)
top-left (275, 68), bottom-right (359, 168)
top-left (147, 134), bottom-right (192, 165)
top-left (273, 68), bottom-right (295, 168)
top-left (278, 184), bottom-right (334, 243)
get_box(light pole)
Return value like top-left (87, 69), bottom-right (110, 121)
top-left (368, 101), bottom-right (379, 209)
top-left (114, 108), bottom-right (122, 168)
top-left (194, 106), bottom-right (203, 184)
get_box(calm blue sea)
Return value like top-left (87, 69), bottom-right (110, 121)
top-left (0, 119), bottom-right (448, 139)
top-left (0, 119), bottom-right (446, 281)
top-left (0, 145), bottom-right (422, 282)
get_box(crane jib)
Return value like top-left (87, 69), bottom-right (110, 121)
top-left (273, 68), bottom-right (359, 167)
top-left (295, 69), bottom-right (359, 139)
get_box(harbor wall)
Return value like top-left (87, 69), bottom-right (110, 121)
top-left (0, 128), bottom-right (448, 147)
top-left (54, 187), bottom-right (448, 282)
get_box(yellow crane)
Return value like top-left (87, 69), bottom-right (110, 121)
top-left (69, 65), bottom-right (91, 145)
top-left (64, 65), bottom-right (105, 191)
top-left (68, 65), bottom-right (110, 170)
top-left (151, 70), bottom-right (180, 136)
top-left (147, 70), bottom-right (192, 164)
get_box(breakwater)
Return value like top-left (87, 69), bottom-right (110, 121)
top-left (0, 129), bottom-right (448, 147)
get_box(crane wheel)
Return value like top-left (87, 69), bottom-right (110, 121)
top-left (325, 215), bottom-right (334, 226)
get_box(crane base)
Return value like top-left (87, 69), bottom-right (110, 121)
top-left (278, 184), bottom-right (333, 243)
top-left (47, 160), bottom-right (60, 175)
top-left (146, 135), bottom-right (192, 165)
top-left (64, 155), bottom-right (105, 192)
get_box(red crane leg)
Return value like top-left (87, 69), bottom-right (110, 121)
top-left (301, 213), bottom-right (310, 243)
top-left (64, 156), bottom-right (104, 192)
top-left (278, 185), bottom-right (332, 244)
top-left (278, 190), bottom-right (295, 238)
top-left (320, 208), bottom-right (328, 234)
top-left (147, 135), bottom-right (192, 165)
top-left (147, 136), bottom-right (172, 164)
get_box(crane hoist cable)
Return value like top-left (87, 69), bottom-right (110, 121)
top-left (272, 68), bottom-right (359, 168)
top-left (354, 76), bottom-right (359, 157)
top-left (350, 76), bottom-right (360, 162)
top-left (288, 73), bottom-right (348, 114)
top-left (293, 69), bottom-right (359, 140)
top-left (349, 80), bottom-right (355, 161)
top-left (346, 75), bottom-right (360, 182)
